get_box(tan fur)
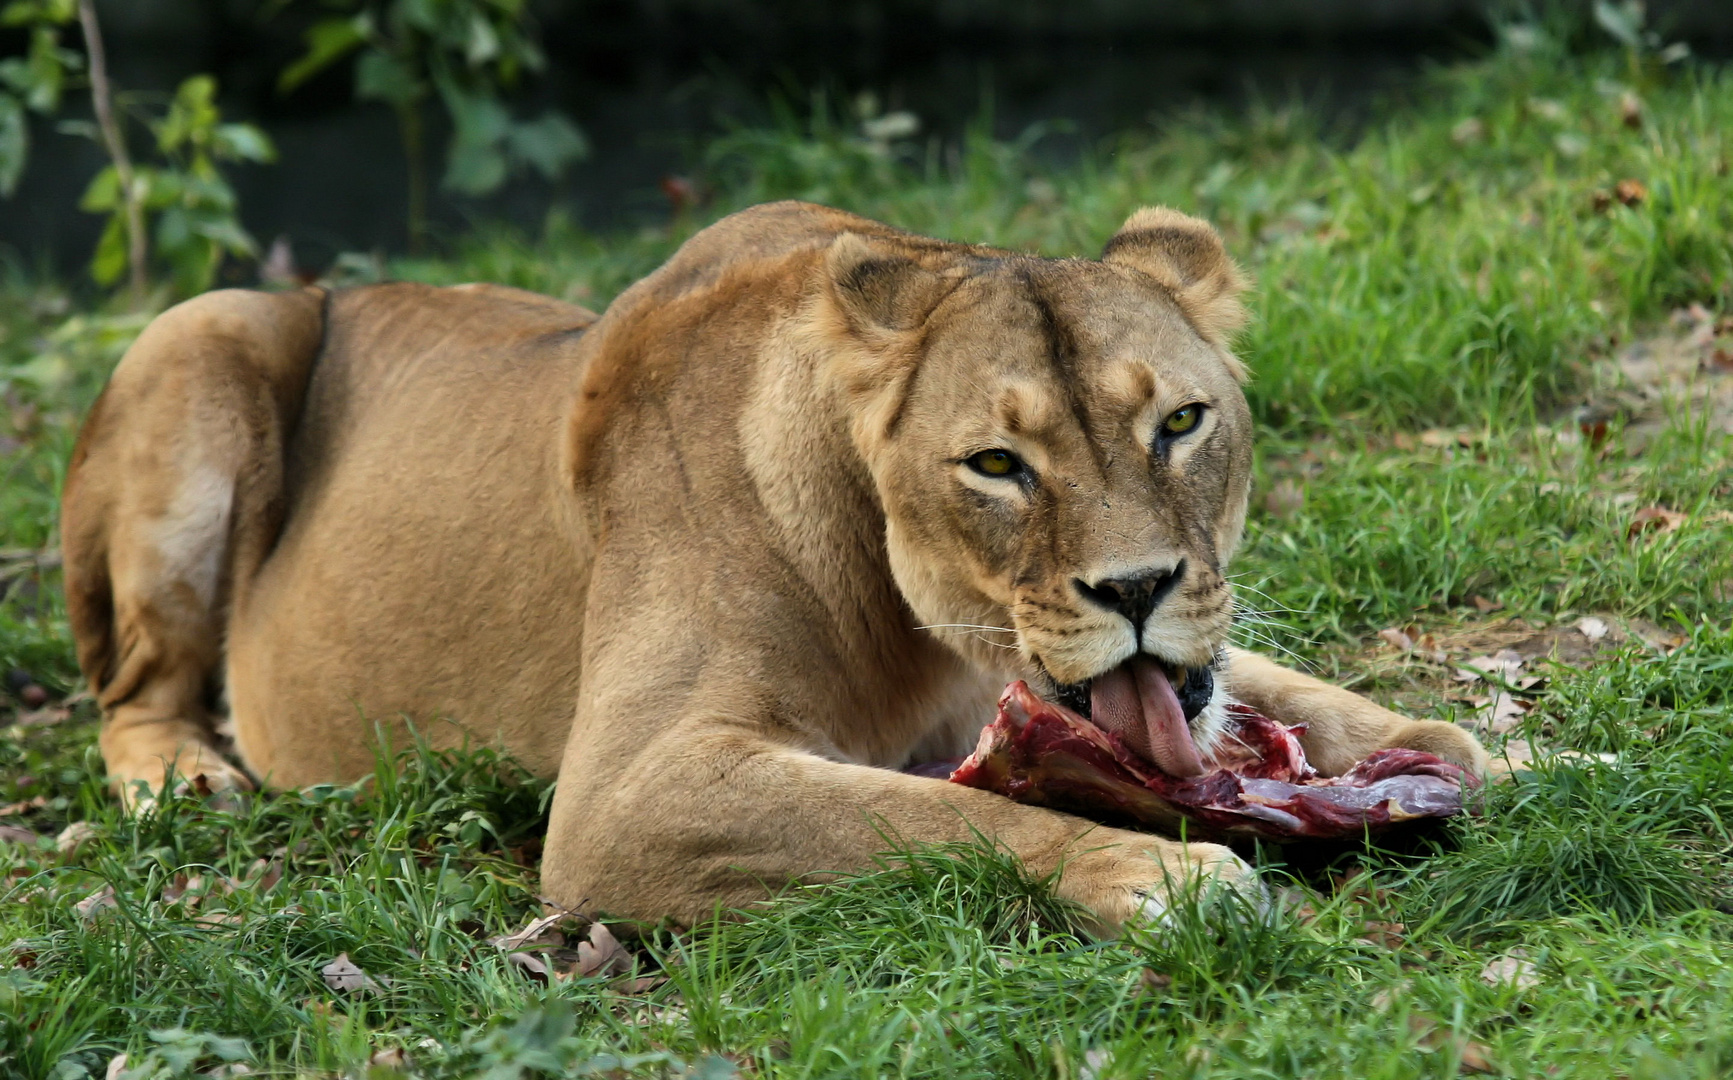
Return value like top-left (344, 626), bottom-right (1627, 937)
top-left (62, 202), bottom-right (1487, 935)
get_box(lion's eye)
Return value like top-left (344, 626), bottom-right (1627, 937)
top-left (1161, 404), bottom-right (1205, 437)
top-left (966, 449), bottom-right (1025, 478)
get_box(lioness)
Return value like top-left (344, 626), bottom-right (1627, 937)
top-left (61, 201), bottom-right (1487, 933)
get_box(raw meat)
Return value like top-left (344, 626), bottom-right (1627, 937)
top-left (945, 681), bottom-right (1472, 841)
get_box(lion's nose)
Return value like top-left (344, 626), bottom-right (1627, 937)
top-left (1074, 561), bottom-right (1185, 631)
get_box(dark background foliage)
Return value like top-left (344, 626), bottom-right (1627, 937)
top-left (2, 0), bottom-right (1730, 271)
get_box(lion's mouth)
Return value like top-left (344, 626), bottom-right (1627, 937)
top-left (1052, 657), bottom-right (1216, 779)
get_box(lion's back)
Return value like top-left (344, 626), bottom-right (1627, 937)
top-left (227, 282), bottom-right (598, 783)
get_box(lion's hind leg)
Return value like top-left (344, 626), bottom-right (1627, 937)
top-left (61, 288), bottom-right (326, 806)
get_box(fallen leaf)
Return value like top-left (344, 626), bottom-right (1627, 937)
top-left (505, 951), bottom-right (550, 984)
top-left (1456, 652), bottom-right (1525, 685)
top-left (55, 821), bottom-right (97, 855)
top-left (320, 952), bottom-right (385, 993)
top-left (490, 910), bottom-right (581, 952)
top-left (1478, 692), bottom-right (1530, 735)
top-left (1470, 595), bottom-right (1504, 613)
top-left (0, 795), bottom-right (47, 817)
top-left (0, 824), bottom-right (41, 846)
top-left (1458, 1040), bottom-right (1498, 1074)
top-left (369, 1047), bottom-right (408, 1071)
top-left (1408, 1015), bottom-right (1498, 1073)
top-left (105, 1054), bottom-right (127, 1080)
top-left (1358, 921), bottom-right (1407, 949)
top-left (240, 858), bottom-right (283, 892)
top-left (1419, 428), bottom-right (1477, 448)
top-left (1379, 627), bottom-right (1416, 652)
top-left (1628, 506), bottom-right (1686, 539)
top-left (1480, 948), bottom-right (1541, 990)
top-left (75, 885), bottom-right (117, 921)
top-left (1139, 968), bottom-right (1173, 994)
top-left (16, 707), bottom-right (69, 727)
top-left (577, 921), bottom-right (632, 979)
top-left (1615, 178), bottom-right (1647, 206)
top-left (1576, 616), bottom-right (1610, 643)
top-left (163, 873), bottom-right (208, 906)
top-left (614, 974), bottom-right (668, 995)
top-left (1370, 979), bottom-right (1413, 1012)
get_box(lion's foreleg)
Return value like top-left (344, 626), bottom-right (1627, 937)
top-left (1223, 647), bottom-right (1489, 777)
top-left (541, 723), bottom-right (1258, 937)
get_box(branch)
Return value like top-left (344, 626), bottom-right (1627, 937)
top-left (76, 0), bottom-right (147, 304)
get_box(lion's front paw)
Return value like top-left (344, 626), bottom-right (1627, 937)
top-left (1383, 719), bottom-right (1492, 780)
top-left (1061, 832), bottom-right (1263, 937)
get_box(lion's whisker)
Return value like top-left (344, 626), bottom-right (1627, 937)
top-left (914, 623), bottom-right (1018, 634)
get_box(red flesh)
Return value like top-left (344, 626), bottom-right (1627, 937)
top-left (945, 681), bottom-right (1472, 841)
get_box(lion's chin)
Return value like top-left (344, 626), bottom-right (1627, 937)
top-left (1050, 655), bottom-right (1220, 779)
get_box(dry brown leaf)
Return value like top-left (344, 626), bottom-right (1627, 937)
top-left (505, 951), bottom-right (551, 984)
top-left (577, 921), bottom-right (632, 979)
top-left (320, 952), bottom-right (385, 993)
top-left (1369, 979), bottom-right (1413, 1012)
top-left (1615, 178), bottom-right (1647, 206)
top-left (1458, 1040), bottom-right (1498, 1074)
top-left (1357, 921), bottom-right (1407, 949)
top-left (241, 858), bottom-right (283, 893)
top-left (491, 910), bottom-right (582, 952)
top-left (55, 821), bottom-right (96, 855)
top-left (1480, 949), bottom-right (1541, 990)
top-left (1576, 616), bottom-right (1610, 643)
top-left (1478, 692), bottom-right (1530, 735)
top-left (369, 1047), bottom-right (408, 1071)
top-left (1419, 428), bottom-right (1477, 448)
top-left (1379, 627), bottom-right (1416, 652)
top-left (1456, 651), bottom-right (1525, 685)
top-left (0, 796), bottom-right (46, 817)
top-left (0, 824), bottom-right (41, 846)
top-left (614, 975), bottom-right (669, 995)
top-left (1139, 968), bottom-right (1173, 994)
top-left (75, 885), bottom-right (117, 921)
top-left (1408, 1015), bottom-right (1498, 1073)
top-left (1470, 595), bottom-right (1504, 613)
top-left (1628, 506), bottom-right (1686, 539)
top-left (16, 707), bottom-right (69, 727)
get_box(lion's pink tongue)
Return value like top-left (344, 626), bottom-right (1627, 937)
top-left (1089, 656), bottom-right (1207, 778)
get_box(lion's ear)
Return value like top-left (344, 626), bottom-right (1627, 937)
top-left (1101, 207), bottom-right (1248, 346)
top-left (825, 233), bottom-right (953, 333)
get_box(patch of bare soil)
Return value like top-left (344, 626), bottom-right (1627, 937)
top-left (1578, 304), bottom-right (1733, 453)
top-left (1333, 614), bottom-right (1676, 774)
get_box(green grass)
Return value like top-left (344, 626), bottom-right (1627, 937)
top-left (4, 18), bottom-right (1733, 1079)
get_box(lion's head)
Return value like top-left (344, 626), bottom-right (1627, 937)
top-left (820, 208), bottom-right (1253, 776)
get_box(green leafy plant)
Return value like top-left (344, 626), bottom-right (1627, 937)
top-left (278, 0), bottom-right (586, 250)
top-left (0, 0), bottom-right (79, 197)
top-left (77, 75), bottom-right (275, 297)
top-left (0, 0), bottom-right (273, 301)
